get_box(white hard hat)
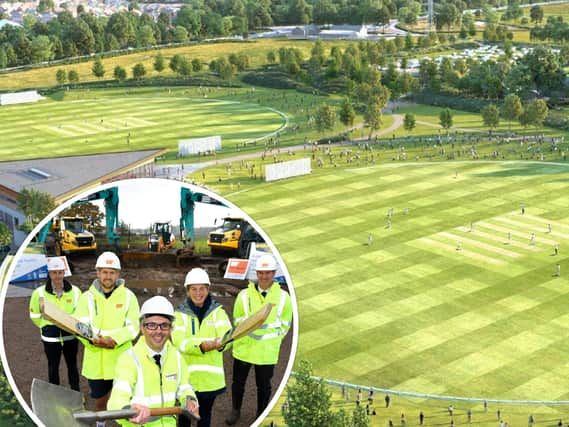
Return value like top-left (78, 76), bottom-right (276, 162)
top-left (46, 257), bottom-right (66, 271)
top-left (184, 268), bottom-right (210, 287)
top-left (255, 254), bottom-right (277, 271)
top-left (95, 251), bottom-right (121, 270)
top-left (140, 296), bottom-right (175, 320)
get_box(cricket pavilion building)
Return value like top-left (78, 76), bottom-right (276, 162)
top-left (0, 149), bottom-right (167, 248)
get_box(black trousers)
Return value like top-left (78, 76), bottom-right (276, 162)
top-left (195, 391), bottom-right (217, 427)
top-left (42, 338), bottom-right (79, 391)
top-left (231, 358), bottom-right (275, 417)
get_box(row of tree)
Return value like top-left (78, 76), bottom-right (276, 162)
top-left (270, 38), bottom-right (567, 102)
top-left (0, 0), bottom-right (558, 68)
top-left (418, 45), bottom-right (568, 99)
top-left (530, 16), bottom-right (569, 43)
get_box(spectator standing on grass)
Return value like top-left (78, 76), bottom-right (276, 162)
top-left (528, 414), bottom-right (534, 426)
top-left (419, 411), bottom-right (424, 425)
top-left (467, 408), bottom-right (472, 423)
top-left (484, 400), bottom-right (488, 412)
top-left (554, 244), bottom-right (559, 256)
top-left (401, 413), bottom-right (406, 426)
top-left (448, 405), bottom-right (454, 416)
top-left (368, 389), bottom-right (374, 405)
top-left (497, 409), bottom-right (501, 420)
top-left (385, 393), bottom-right (391, 408)
top-left (357, 388), bottom-right (362, 406)
top-left (556, 263), bottom-right (561, 277)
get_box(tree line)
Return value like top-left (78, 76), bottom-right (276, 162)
top-left (0, 0), bottom-right (559, 68)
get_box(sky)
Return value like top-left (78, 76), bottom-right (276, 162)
top-left (89, 179), bottom-right (238, 230)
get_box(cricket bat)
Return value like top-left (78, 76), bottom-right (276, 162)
top-left (221, 303), bottom-right (273, 346)
top-left (39, 298), bottom-right (97, 342)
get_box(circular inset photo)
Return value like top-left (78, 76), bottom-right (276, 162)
top-left (1, 178), bottom-right (297, 427)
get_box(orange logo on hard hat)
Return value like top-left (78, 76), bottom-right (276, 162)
top-left (106, 260), bottom-right (113, 264)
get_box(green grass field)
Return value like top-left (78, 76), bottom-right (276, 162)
top-left (0, 85), bottom-right (356, 161)
top-left (226, 160), bottom-right (569, 410)
top-left (0, 87), bottom-right (287, 161)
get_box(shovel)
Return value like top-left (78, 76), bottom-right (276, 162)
top-left (31, 378), bottom-right (200, 426)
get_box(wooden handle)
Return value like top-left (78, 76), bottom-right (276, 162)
top-left (74, 406), bottom-right (187, 422)
top-left (149, 407), bottom-right (182, 416)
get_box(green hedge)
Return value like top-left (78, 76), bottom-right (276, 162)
top-left (241, 71), bottom-right (302, 90)
top-left (39, 75), bottom-right (242, 96)
top-left (319, 77), bottom-right (349, 94)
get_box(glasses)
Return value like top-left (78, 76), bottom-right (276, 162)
top-left (143, 322), bottom-right (172, 331)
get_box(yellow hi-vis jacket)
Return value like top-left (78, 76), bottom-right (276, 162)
top-left (171, 299), bottom-right (232, 392)
top-left (232, 282), bottom-right (292, 365)
top-left (29, 279), bottom-right (81, 343)
top-left (74, 279), bottom-right (140, 380)
top-left (108, 339), bottom-right (197, 427)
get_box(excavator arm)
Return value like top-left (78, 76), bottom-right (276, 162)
top-left (180, 188), bottom-right (227, 246)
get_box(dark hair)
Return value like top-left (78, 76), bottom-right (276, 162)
top-left (140, 313), bottom-right (174, 322)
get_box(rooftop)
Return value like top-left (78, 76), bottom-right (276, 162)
top-left (0, 149), bottom-right (162, 201)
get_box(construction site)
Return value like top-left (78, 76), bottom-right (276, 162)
top-left (3, 179), bottom-right (294, 427)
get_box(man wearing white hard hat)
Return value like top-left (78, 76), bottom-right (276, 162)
top-left (226, 253), bottom-right (292, 425)
top-left (74, 251), bottom-right (140, 426)
top-left (108, 296), bottom-right (199, 426)
top-left (29, 256), bottom-right (81, 391)
top-left (172, 268), bottom-right (232, 427)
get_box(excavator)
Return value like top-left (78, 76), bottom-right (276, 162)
top-left (39, 185), bottom-right (231, 266)
top-left (147, 222), bottom-right (176, 253)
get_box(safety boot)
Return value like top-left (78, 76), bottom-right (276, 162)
top-left (225, 409), bottom-right (240, 425)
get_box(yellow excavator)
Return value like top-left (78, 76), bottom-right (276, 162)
top-left (147, 222), bottom-right (176, 253)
